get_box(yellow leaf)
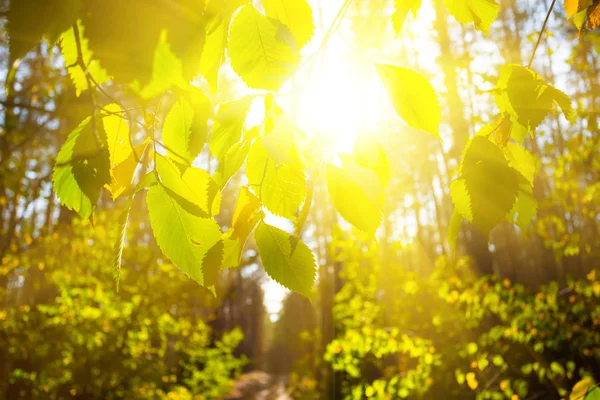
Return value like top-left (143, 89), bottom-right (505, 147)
top-left (571, 377), bottom-right (594, 400)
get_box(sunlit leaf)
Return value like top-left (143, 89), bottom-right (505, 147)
top-left (53, 118), bottom-right (110, 219)
top-left (102, 104), bottom-right (132, 167)
top-left (443, 0), bottom-right (499, 35)
top-left (224, 187), bottom-right (264, 266)
top-left (155, 154), bottom-right (217, 217)
top-left (571, 378), bottom-right (595, 400)
top-left (139, 30), bottom-right (188, 99)
top-left (228, 4), bottom-right (301, 91)
top-left (209, 97), bottom-right (253, 161)
top-left (162, 98), bottom-right (195, 164)
top-left (392, 0), bottom-right (421, 35)
top-left (246, 139), bottom-right (307, 219)
top-left (495, 65), bottom-right (573, 134)
top-left (565, 0), bottom-right (592, 18)
top-left (60, 21), bottom-right (110, 96)
top-left (376, 64), bottom-right (441, 140)
top-left (147, 184), bottom-right (221, 286)
top-left (255, 221), bottom-right (316, 297)
top-left (326, 155), bottom-right (383, 233)
top-left (456, 136), bottom-right (526, 236)
top-left (199, 22), bottom-right (227, 94)
top-left (352, 135), bottom-right (390, 188)
top-left (263, 0), bottom-right (315, 49)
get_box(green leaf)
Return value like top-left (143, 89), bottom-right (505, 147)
top-left (443, 0), bottom-right (499, 35)
top-left (456, 136), bottom-right (526, 236)
top-left (102, 104), bottom-right (132, 167)
top-left (52, 118), bottom-right (110, 219)
top-left (209, 97), bottom-right (253, 160)
top-left (147, 184), bottom-right (222, 285)
top-left (255, 221), bottom-right (316, 297)
top-left (450, 178), bottom-right (473, 221)
top-left (224, 187), bottom-right (264, 266)
top-left (199, 22), bottom-right (227, 94)
top-left (228, 4), bottom-right (300, 91)
top-left (246, 139), bottom-right (307, 219)
top-left (352, 135), bottom-right (390, 188)
top-left (113, 197), bottom-right (132, 292)
top-left (8, 0), bottom-right (80, 64)
top-left (155, 154), bottom-right (218, 217)
top-left (546, 85), bottom-right (575, 123)
top-left (138, 29), bottom-right (188, 99)
top-left (162, 98), bottom-right (195, 164)
top-left (392, 0), bottom-right (421, 35)
top-left (105, 142), bottom-right (147, 200)
top-left (263, 0), bottom-right (315, 49)
top-left (503, 143), bottom-right (536, 185)
top-left (495, 65), bottom-right (572, 134)
top-left (187, 87), bottom-right (211, 159)
top-left (587, 388), bottom-right (600, 400)
top-left (326, 155), bottom-right (383, 233)
top-left (213, 139), bottom-right (252, 188)
top-left (375, 64), bottom-right (441, 139)
top-left (510, 184), bottom-right (537, 231)
top-left (60, 21), bottom-right (111, 96)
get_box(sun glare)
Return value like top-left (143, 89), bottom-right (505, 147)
top-left (287, 42), bottom-right (390, 153)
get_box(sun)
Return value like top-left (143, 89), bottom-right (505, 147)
top-left (287, 43), bottom-right (390, 154)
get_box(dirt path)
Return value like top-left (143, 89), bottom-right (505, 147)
top-left (224, 371), bottom-right (290, 400)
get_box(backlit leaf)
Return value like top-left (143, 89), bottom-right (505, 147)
top-left (255, 221), bottom-right (316, 297)
top-left (352, 135), bottom-right (390, 188)
top-left (162, 98), bottom-right (195, 164)
top-left (53, 118), bottom-right (110, 219)
top-left (443, 0), bottom-right (499, 35)
top-left (263, 0), bottom-right (315, 49)
top-left (209, 97), bottom-right (253, 161)
top-left (376, 64), bottom-right (441, 140)
top-left (228, 4), bottom-right (301, 91)
top-left (392, 0), bottom-right (422, 35)
top-left (224, 187), bottom-right (264, 266)
top-left (326, 155), bottom-right (383, 233)
top-left (102, 104), bottom-right (132, 167)
top-left (155, 154), bottom-right (217, 217)
top-left (246, 139), bottom-right (306, 219)
top-left (456, 136), bottom-right (526, 236)
top-left (60, 21), bottom-right (111, 96)
top-left (147, 184), bottom-right (221, 285)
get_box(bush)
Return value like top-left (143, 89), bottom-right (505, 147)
top-left (0, 213), bottom-right (245, 399)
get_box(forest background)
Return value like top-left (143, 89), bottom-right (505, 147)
top-left (1, 0), bottom-right (600, 399)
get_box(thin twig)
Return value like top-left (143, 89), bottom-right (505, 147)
top-left (527, 0), bottom-right (557, 68)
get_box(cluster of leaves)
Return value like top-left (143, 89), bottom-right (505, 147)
top-left (5, 0), bottom-right (582, 297)
top-left (0, 213), bottom-right (245, 399)
top-left (310, 231), bottom-right (600, 399)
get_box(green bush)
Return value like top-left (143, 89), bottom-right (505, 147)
top-left (0, 213), bottom-right (245, 399)
top-left (320, 230), bottom-right (600, 399)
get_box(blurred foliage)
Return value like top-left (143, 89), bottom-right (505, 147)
top-left (0, 212), bottom-right (245, 399)
top-left (281, 229), bottom-right (600, 399)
